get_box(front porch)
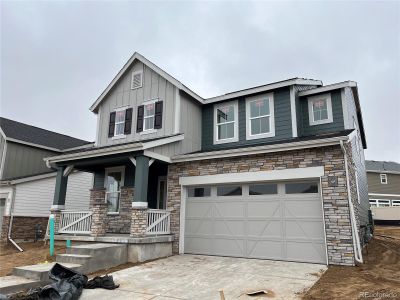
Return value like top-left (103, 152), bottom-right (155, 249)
top-left (48, 150), bottom-right (173, 240)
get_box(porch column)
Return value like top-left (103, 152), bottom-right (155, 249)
top-left (130, 155), bottom-right (149, 237)
top-left (51, 166), bottom-right (68, 232)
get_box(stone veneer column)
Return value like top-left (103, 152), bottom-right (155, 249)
top-left (130, 205), bottom-right (148, 237)
top-left (0, 216), bottom-right (10, 242)
top-left (90, 188), bottom-right (107, 237)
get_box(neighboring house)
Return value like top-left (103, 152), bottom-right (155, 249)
top-left (0, 117), bottom-right (93, 241)
top-left (366, 160), bottom-right (400, 224)
top-left (44, 52), bottom-right (369, 266)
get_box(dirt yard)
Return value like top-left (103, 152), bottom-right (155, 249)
top-left (303, 226), bottom-right (400, 300)
top-left (0, 241), bottom-right (66, 276)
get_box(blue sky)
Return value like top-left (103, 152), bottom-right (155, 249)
top-left (1, 1), bottom-right (399, 161)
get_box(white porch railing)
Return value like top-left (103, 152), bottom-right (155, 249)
top-left (146, 209), bottom-right (171, 235)
top-left (58, 211), bottom-right (93, 234)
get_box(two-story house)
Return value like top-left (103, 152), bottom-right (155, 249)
top-left (44, 52), bottom-right (369, 266)
top-left (0, 117), bottom-right (93, 242)
top-left (366, 160), bottom-right (400, 224)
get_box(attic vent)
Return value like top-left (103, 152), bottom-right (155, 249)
top-left (131, 71), bottom-right (143, 89)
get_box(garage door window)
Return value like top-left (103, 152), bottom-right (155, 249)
top-left (249, 184), bottom-right (277, 195)
top-left (188, 187), bottom-right (211, 197)
top-left (285, 182), bottom-right (318, 194)
top-left (217, 185), bottom-right (242, 196)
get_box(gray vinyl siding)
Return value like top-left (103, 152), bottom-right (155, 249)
top-left (202, 88), bottom-right (292, 151)
top-left (367, 172), bottom-right (400, 195)
top-left (0, 134), bottom-right (6, 179)
top-left (298, 90), bottom-right (345, 136)
top-left (2, 142), bottom-right (57, 180)
top-left (13, 172), bottom-right (92, 217)
top-left (96, 60), bottom-right (177, 147)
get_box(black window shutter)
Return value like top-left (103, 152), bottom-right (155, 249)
top-left (124, 108), bottom-right (133, 134)
top-left (154, 101), bottom-right (163, 129)
top-left (136, 105), bottom-right (144, 132)
top-left (108, 112), bottom-right (116, 137)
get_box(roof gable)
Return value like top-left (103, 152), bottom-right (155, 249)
top-left (89, 52), bottom-right (204, 112)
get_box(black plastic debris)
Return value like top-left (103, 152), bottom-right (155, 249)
top-left (84, 275), bottom-right (119, 290)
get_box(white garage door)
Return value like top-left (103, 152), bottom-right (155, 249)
top-left (184, 181), bottom-right (327, 264)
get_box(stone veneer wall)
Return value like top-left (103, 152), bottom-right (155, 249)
top-left (167, 145), bottom-right (356, 266)
top-left (106, 187), bottom-right (134, 234)
top-left (1, 216), bottom-right (48, 242)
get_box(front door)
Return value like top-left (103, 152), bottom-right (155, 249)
top-left (157, 176), bottom-right (167, 209)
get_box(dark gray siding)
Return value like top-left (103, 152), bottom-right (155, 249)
top-left (299, 90), bottom-right (345, 136)
top-left (202, 88), bottom-right (292, 151)
top-left (2, 142), bottom-right (57, 180)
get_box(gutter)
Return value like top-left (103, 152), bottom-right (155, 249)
top-left (7, 185), bottom-right (23, 252)
top-left (340, 140), bottom-right (363, 264)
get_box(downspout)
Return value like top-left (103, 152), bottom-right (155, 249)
top-left (8, 185), bottom-right (23, 252)
top-left (340, 140), bottom-right (362, 263)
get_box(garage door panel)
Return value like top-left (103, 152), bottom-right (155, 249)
top-left (247, 220), bottom-right (282, 238)
top-left (284, 200), bottom-right (322, 218)
top-left (286, 241), bottom-right (326, 263)
top-left (185, 219), bottom-right (213, 236)
top-left (285, 220), bottom-right (325, 240)
top-left (214, 220), bottom-right (245, 236)
top-left (184, 237), bottom-right (213, 254)
top-left (247, 200), bottom-right (281, 218)
top-left (214, 239), bottom-right (244, 256)
top-left (247, 240), bottom-right (283, 259)
top-left (185, 202), bottom-right (213, 218)
top-left (215, 202), bottom-right (245, 218)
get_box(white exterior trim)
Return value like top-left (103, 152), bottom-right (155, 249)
top-left (51, 205), bottom-right (66, 210)
top-left (129, 156), bottom-right (136, 166)
top-left (95, 106), bottom-right (101, 146)
top-left (307, 93), bottom-right (333, 126)
top-left (298, 81), bottom-right (357, 97)
top-left (206, 78), bottom-right (322, 104)
top-left (7, 172), bottom-right (57, 185)
top-left (132, 201), bottom-right (148, 208)
top-left (143, 150), bottom-right (172, 163)
top-left (45, 134), bottom-right (184, 164)
top-left (174, 88), bottom-right (181, 134)
top-left (366, 170), bottom-right (400, 175)
top-left (179, 166), bottom-right (324, 186)
top-left (213, 100), bottom-right (239, 145)
top-left (290, 86), bottom-right (298, 137)
top-left (63, 165), bottom-right (74, 177)
top-left (369, 193), bottom-right (400, 197)
top-left (380, 174), bottom-right (388, 184)
top-left (245, 93), bottom-right (275, 140)
top-left (172, 135), bottom-right (349, 163)
top-left (5, 137), bottom-right (62, 152)
top-left (179, 185), bottom-right (186, 254)
top-left (341, 88), bottom-right (350, 129)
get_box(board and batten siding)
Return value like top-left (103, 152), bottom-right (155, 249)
top-left (96, 60), bottom-right (177, 147)
top-left (298, 90), bottom-right (345, 136)
top-left (202, 88), bottom-right (292, 151)
top-left (2, 142), bottom-right (58, 180)
top-left (13, 172), bottom-right (92, 217)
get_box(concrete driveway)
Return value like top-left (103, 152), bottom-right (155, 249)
top-left (81, 254), bottom-right (326, 300)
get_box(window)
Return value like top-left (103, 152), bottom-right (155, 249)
top-left (369, 200), bottom-right (377, 207)
top-left (188, 187), bottom-right (211, 197)
top-left (105, 167), bottom-right (125, 213)
top-left (246, 94), bottom-right (275, 140)
top-left (217, 185), bottom-right (242, 196)
top-left (214, 101), bottom-right (238, 144)
top-left (392, 200), bottom-right (400, 207)
top-left (308, 94), bottom-right (333, 126)
top-left (380, 174), bottom-right (388, 184)
top-left (143, 102), bottom-right (156, 131)
top-left (131, 70), bottom-right (143, 89)
top-left (376, 199), bottom-right (390, 207)
top-left (249, 184), bottom-right (277, 195)
top-left (114, 108), bottom-right (126, 136)
top-left (285, 182), bottom-right (318, 194)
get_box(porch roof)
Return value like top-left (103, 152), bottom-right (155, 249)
top-left (44, 134), bottom-right (183, 165)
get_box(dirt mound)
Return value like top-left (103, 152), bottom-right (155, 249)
top-left (303, 233), bottom-right (400, 300)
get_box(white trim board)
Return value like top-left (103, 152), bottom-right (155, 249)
top-left (290, 87), bottom-right (298, 138)
top-left (179, 166), bottom-right (324, 186)
top-left (298, 81), bottom-right (357, 97)
top-left (369, 193), bottom-right (400, 198)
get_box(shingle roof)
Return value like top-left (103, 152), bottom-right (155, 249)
top-left (0, 117), bottom-right (91, 151)
top-left (366, 160), bottom-right (400, 173)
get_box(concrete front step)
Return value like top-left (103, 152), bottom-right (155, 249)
top-left (12, 262), bottom-right (83, 282)
top-left (64, 243), bottom-right (128, 273)
top-left (0, 275), bottom-right (42, 295)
